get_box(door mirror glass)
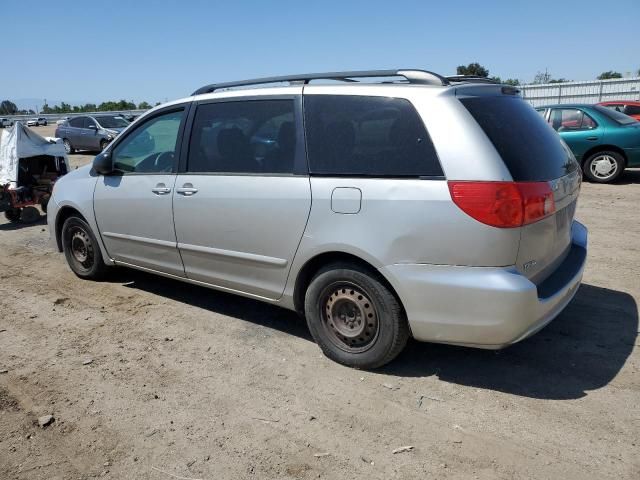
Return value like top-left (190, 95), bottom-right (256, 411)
top-left (93, 151), bottom-right (113, 175)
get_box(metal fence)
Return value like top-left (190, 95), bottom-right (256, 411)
top-left (521, 77), bottom-right (640, 107)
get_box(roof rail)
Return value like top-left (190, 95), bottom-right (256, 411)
top-left (446, 75), bottom-right (500, 84)
top-left (192, 69), bottom-right (450, 95)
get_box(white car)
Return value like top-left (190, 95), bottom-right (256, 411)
top-left (0, 118), bottom-right (14, 128)
top-left (26, 118), bottom-right (47, 127)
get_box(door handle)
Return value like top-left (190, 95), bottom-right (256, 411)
top-left (151, 183), bottom-right (171, 195)
top-left (176, 184), bottom-right (198, 196)
top-left (586, 136), bottom-right (598, 141)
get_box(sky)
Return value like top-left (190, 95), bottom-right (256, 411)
top-left (2, 0), bottom-right (638, 108)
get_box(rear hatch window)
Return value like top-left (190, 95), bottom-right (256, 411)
top-left (460, 96), bottom-right (578, 181)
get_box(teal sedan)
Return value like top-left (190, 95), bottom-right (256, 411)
top-left (536, 104), bottom-right (640, 183)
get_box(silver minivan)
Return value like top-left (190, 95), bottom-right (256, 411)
top-left (47, 70), bottom-right (587, 368)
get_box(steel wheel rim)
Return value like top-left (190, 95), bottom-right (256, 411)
top-left (320, 282), bottom-right (379, 353)
top-left (69, 227), bottom-right (94, 270)
top-left (63, 140), bottom-right (71, 153)
top-left (590, 155), bottom-right (618, 179)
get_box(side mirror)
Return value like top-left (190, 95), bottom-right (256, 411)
top-left (88, 124), bottom-right (97, 130)
top-left (93, 151), bottom-right (113, 175)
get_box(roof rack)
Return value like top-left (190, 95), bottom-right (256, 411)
top-left (192, 69), bottom-right (450, 95)
top-left (446, 75), bottom-right (500, 84)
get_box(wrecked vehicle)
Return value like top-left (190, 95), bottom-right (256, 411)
top-left (0, 122), bottom-right (69, 223)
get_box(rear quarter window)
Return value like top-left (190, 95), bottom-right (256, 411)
top-left (460, 97), bottom-right (578, 181)
top-left (304, 95), bottom-right (443, 177)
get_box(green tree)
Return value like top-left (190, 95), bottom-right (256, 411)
top-left (532, 71), bottom-right (551, 84)
top-left (138, 101), bottom-right (152, 110)
top-left (0, 100), bottom-right (18, 115)
top-left (597, 71), bottom-right (622, 80)
top-left (487, 76), bottom-right (520, 85)
top-left (456, 62), bottom-right (489, 77)
top-left (532, 71), bottom-right (569, 84)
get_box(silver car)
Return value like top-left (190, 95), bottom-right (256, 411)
top-left (47, 70), bottom-right (587, 368)
top-left (55, 115), bottom-right (130, 153)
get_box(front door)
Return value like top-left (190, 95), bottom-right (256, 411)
top-left (94, 107), bottom-right (189, 276)
top-left (173, 96), bottom-right (311, 299)
top-left (82, 117), bottom-right (100, 151)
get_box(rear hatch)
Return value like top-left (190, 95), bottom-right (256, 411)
top-left (459, 94), bottom-right (581, 284)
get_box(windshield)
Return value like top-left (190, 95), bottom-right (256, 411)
top-left (96, 116), bottom-right (130, 128)
top-left (593, 105), bottom-right (637, 125)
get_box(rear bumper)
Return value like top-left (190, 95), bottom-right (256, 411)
top-left (380, 221), bottom-right (588, 348)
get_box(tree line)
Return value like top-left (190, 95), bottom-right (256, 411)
top-left (41, 100), bottom-right (158, 114)
top-left (0, 99), bottom-right (158, 116)
top-left (0, 100), bottom-right (35, 115)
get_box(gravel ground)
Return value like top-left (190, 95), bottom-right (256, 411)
top-left (0, 125), bottom-right (638, 479)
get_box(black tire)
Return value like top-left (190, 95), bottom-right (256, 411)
top-left (582, 150), bottom-right (625, 183)
top-left (20, 206), bottom-right (40, 223)
top-left (304, 263), bottom-right (409, 369)
top-left (63, 138), bottom-right (75, 154)
top-left (61, 216), bottom-right (108, 279)
top-left (4, 208), bottom-right (21, 223)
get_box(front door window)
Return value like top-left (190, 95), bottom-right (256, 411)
top-left (112, 110), bottom-right (184, 174)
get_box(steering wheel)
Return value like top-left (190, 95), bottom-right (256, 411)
top-left (154, 151), bottom-right (175, 172)
top-left (137, 151), bottom-right (174, 172)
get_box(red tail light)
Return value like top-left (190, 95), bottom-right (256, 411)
top-left (448, 181), bottom-right (555, 228)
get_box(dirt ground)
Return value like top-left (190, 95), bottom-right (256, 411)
top-left (1, 124), bottom-right (638, 480)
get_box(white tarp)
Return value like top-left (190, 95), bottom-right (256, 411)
top-left (0, 122), bottom-right (67, 185)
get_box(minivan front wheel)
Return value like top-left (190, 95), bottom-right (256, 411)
top-left (583, 151), bottom-right (624, 183)
top-left (63, 139), bottom-right (75, 154)
top-left (61, 216), bottom-right (107, 279)
top-left (304, 264), bottom-right (409, 369)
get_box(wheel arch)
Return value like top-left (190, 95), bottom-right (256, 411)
top-left (292, 251), bottom-right (405, 317)
top-left (581, 144), bottom-right (628, 167)
top-left (54, 206), bottom-right (88, 252)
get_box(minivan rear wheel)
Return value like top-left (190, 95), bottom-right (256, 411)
top-left (304, 264), bottom-right (409, 369)
top-left (583, 151), bottom-right (624, 183)
top-left (61, 216), bottom-right (108, 279)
